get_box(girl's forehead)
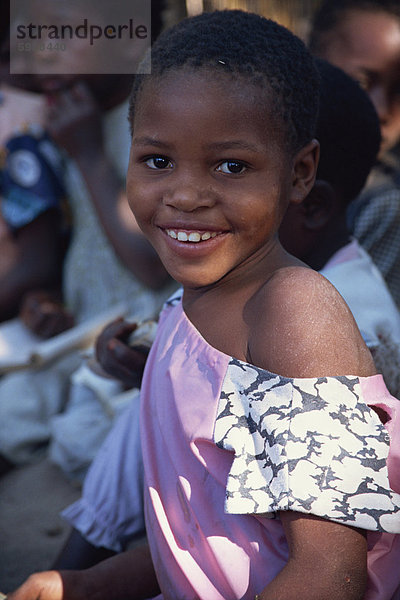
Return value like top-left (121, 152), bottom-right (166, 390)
top-left (136, 68), bottom-right (273, 120)
top-left (143, 68), bottom-right (251, 95)
top-left (132, 70), bottom-right (287, 157)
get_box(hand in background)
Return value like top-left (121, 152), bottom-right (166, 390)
top-left (95, 318), bottom-right (150, 389)
top-left (6, 571), bottom-right (63, 600)
top-left (45, 81), bottom-right (103, 161)
top-left (20, 290), bottom-right (74, 339)
top-left (6, 569), bottom-right (93, 600)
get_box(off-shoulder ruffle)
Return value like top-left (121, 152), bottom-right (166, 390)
top-left (214, 359), bottom-right (400, 534)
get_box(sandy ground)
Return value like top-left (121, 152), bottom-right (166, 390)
top-left (0, 459), bottom-right (81, 594)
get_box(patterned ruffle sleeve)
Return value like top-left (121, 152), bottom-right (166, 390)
top-left (213, 359), bottom-right (400, 533)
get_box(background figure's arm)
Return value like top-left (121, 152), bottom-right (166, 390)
top-left (46, 82), bottom-right (170, 290)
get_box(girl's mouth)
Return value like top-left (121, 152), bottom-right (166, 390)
top-left (165, 229), bottom-right (218, 243)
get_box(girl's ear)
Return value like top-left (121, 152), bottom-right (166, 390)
top-left (290, 139), bottom-right (320, 204)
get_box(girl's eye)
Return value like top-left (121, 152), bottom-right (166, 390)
top-left (217, 160), bottom-right (247, 174)
top-left (145, 156), bottom-right (172, 169)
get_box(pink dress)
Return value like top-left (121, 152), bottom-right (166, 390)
top-left (141, 293), bottom-right (400, 600)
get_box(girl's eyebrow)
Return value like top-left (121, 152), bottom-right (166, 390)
top-left (132, 137), bottom-right (263, 153)
top-left (132, 136), bottom-right (171, 149)
top-left (206, 140), bottom-right (263, 153)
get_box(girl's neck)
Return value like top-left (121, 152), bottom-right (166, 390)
top-left (182, 243), bottom-right (301, 362)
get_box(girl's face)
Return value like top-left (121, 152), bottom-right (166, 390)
top-left (127, 70), bottom-right (313, 290)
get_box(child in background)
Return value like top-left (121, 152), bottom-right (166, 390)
top-left (0, 20), bottom-right (68, 475)
top-left (280, 58), bottom-right (400, 400)
top-left (0, 18), bottom-right (67, 325)
top-left (309, 0), bottom-right (400, 307)
top-left (8, 11), bottom-right (400, 600)
top-left (0, 0), bottom-right (175, 470)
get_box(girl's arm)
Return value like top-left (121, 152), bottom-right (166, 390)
top-left (257, 512), bottom-right (367, 600)
top-left (7, 544), bottom-right (160, 600)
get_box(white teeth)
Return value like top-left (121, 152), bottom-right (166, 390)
top-left (166, 229), bottom-right (218, 243)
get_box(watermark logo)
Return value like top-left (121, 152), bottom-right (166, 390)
top-left (10, 0), bottom-right (151, 74)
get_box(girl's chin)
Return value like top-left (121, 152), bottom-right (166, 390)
top-left (164, 263), bottom-right (227, 290)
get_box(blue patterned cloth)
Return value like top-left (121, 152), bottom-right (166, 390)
top-left (0, 132), bottom-right (65, 230)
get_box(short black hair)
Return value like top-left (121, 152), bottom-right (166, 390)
top-left (309, 0), bottom-right (400, 54)
top-left (315, 58), bottom-right (381, 203)
top-left (129, 9), bottom-right (320, 154)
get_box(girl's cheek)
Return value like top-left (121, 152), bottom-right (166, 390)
top-left (127, 184), bottom-right (152, 221)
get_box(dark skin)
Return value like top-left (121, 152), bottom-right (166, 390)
top-left (19, 288), bottom-right (74, 339)
top-left (95, 318), bottom-right (148, 389)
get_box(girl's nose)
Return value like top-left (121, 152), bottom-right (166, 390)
top-left (164, 177), bottom-right (217, 212)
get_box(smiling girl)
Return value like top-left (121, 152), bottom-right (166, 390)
top-left (8, 9), bottom-right (400, 600)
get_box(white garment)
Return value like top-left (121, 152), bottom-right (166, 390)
top-left (49, 362), bottom-right (136, 483)
top-left (320, 239), bottom-right (400, 398)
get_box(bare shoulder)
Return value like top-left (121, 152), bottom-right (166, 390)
top-left (247, 266), bottom-right (376, 379)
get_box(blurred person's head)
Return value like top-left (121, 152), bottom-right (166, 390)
top-left (309, 0), bottom-right (400, 156)
top-left (280, 58), bottom-right (381, 269)
top-left (13, 0), bottom-right (166, 108)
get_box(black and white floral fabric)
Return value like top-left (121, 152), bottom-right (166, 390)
top-left (215, 358), bottom-right (400, 533)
